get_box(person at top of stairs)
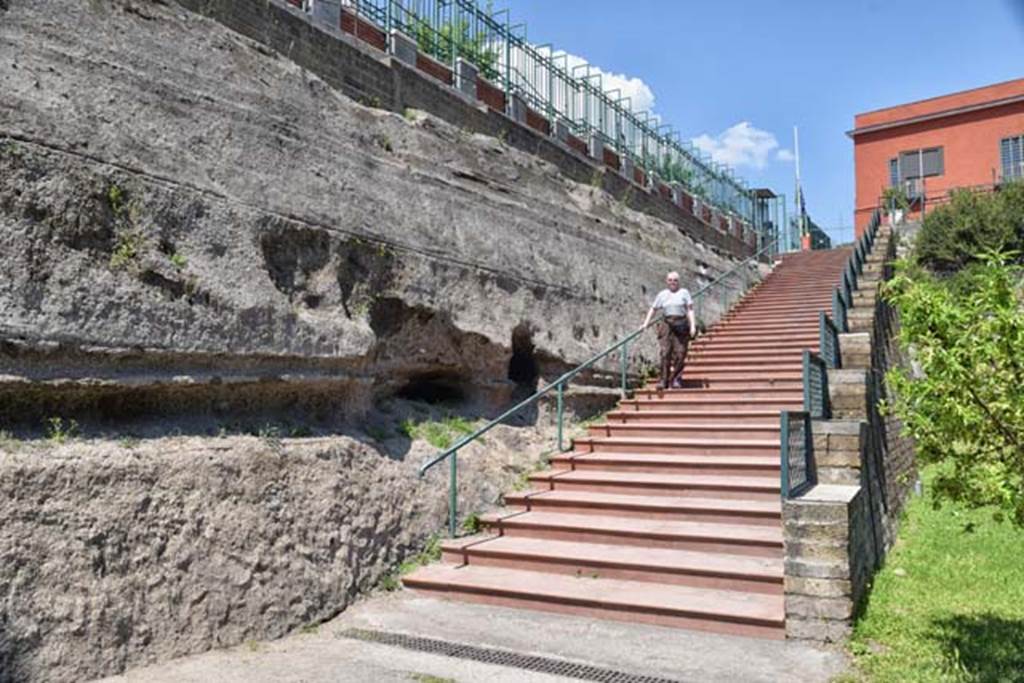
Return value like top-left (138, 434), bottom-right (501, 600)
top-left (642, 271), bottom-right (697, 390)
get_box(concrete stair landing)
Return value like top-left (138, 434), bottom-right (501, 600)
top-left (404, 247), bottom-right (855, 639)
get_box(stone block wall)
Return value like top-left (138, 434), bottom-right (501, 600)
top-left (785, 224), bottom-right (917, 641)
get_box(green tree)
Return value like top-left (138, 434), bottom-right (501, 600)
top-left (883, 252), bottom-right (1024, 525)
top-left (915, 181), bottom-right (1024, 272)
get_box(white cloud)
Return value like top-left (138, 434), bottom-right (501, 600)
top-left (776, 148), bottom-right (795, 163)
top-left (553, 51), bottom-right (655, 113)
top-left (691, 122), bottom-right (784, 170)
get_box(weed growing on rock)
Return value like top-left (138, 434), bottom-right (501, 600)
top-left (399, 416), bottom-right (477, 450)
top-left (107, 183), bottom-right (126, 217)
top-left (358, 94), bottom-right (383, 109)
top-left (109, 231), bottom-right (143, 270)
top-left (409, 675), bottom-right (455, 683)
top-left (168, 252), bottom-right (187, 270)
top-left (45, 417), bottom-right (79, 445)
top-left (371, 133), bottom-right (394, 153)
top-left (118, 435), bottom-right (140, 450)
top-left (379, 535), bottom-right (442, 591)
top-left (462, 512), bottom-right (482, 534)
top-left (403, 107), bottom-right (417, 122)
top-left (590, 169), bottom-right (603, 189)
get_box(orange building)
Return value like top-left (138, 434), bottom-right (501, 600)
top-left (849, 78), bottom-right (1024, 236)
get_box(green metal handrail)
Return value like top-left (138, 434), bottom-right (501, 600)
top-left (420, 242), bottom-right (776, 536)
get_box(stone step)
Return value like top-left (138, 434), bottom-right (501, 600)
top-left (550, 451), bottom-right (779, 477)
top-left (479, 509), bottom-right (784, 555)
top-left (403, 564), bottom-right (785, 639)
top-left (440, 535), bottom-right (784, 594)
top-left (528, 469), bottom-right (780, 500)
top-left (572, 435), bottom-right (779, 457)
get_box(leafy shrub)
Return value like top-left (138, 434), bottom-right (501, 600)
top-left (883, 252), bottom-right (1024, 525)
top-left (915, 181), bottom-right (1024, 272)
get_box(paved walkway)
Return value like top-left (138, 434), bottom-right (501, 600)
top-left (101, 591), bottom-right (849, 682)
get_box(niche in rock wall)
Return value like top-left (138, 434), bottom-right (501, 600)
top-left (507, 323), bottom-right (539, 391)
top-left (396, 372), bottom-right (466, 405)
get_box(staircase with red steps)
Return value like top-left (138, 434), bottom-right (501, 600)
top-left (404, 247), bottom-right (854, 640)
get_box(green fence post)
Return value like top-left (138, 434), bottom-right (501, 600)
top-left (620, 339), bottom-right (629, 397)
top-left (556, 381), bottom-right (565, 452)
top-left (448, 448), bottom-right (458, 537)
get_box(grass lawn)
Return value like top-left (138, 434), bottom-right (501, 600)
top-left (849, 469), bottom-right (1024, 682)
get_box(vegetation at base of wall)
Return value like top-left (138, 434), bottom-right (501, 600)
top-left (45, 416), bottom-right (79, 444)
top-left (849, 468), bottom-right (1024, 682)
top-left (399, 415), bottom-right (479, 450)
top-left (110, 231), bottom-right (144, 270)
top-left (883, 252), bottom-right (1024, 526)
top-left (914, 180), bottom-right (1024, 272)
top-left (378, 535), bottom-right (442, 592)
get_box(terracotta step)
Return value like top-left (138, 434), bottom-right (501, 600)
top-left (605, 408), bottom-right (781, 423)
top-left (688, 340), bottom-right (818, 353)
top-left (440, 535), bottom-right (784, 594)
top-left (687, 350), bottom-right (806, 362)
top-left (683, 358), bottom-right (803, 370)
top-left (587, 422), bottom-right (780, 440)
top-left (631, 387), bottom-right (803, 401)
top-left (528, 469), bottom-right (780, 500)
top-left (550, 451), bottom-right (779, 476)
top-left (480, 510), bottom-right (784, 555)
top-left (573, 435), bottom-right (780, 457)
top-left (639, 379), bottom-right (803, 391)
top-left (663, 371), bottom-right (802, 384)
top-left (403, 564), bottom-right (785, 639)
top-left (620, 397), bottom-right (802, 411)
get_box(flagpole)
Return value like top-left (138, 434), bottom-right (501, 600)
top-left (793, 126), bottom-right (803, 250)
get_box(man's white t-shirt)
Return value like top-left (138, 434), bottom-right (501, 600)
top-left (652, 288), bottom-right (693, 317)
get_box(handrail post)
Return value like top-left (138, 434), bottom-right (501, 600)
top-left (448, 448), bottom-right (458, 537)
top-left (556, 381), bottom-right (566, 452)
top-left (620, 339), bottom-right (629, 397)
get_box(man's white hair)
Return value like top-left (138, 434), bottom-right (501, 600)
top-left (667, 271), bottom-right (680, 279)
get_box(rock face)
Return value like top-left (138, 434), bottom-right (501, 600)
top-left (0, 0), bottom-right (756, 419)
top-left (0, 0), bottom-right (762, 680)
top-left (0, 431), bottom-right (544, 682)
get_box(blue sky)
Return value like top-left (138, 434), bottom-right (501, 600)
top-left (507, 0), bottom-right (1024, 244)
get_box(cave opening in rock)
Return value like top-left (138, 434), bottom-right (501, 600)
top-left (396, 373), bottom-right (466, 405)
top-left (507, 324), bottom-right (539, 390)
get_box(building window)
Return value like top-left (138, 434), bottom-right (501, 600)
top-left (1001, 135), bottom-right (1024, 181)
top-left (898, 147), bottom-right (944, 180)
top-left (889, 158), bottom-right (899, 187)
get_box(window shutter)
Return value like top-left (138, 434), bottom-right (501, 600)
top-left (899, 152), bottom-right (919, 179)
top-left (922, 148), bottom-right (943, 176)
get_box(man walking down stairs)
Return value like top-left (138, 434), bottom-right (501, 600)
top-left (404, 249), bottom-right (853, 640)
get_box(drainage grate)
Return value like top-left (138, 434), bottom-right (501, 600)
top-left (340, 628), bottom-right (686, 683)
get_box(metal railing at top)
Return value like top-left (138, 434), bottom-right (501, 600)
top-left (339, 0), bottom-right (759, 224)
top-left (420, 242), bottom-right (775, 536)
top-left (780, 411), bottom-right (816, 498)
